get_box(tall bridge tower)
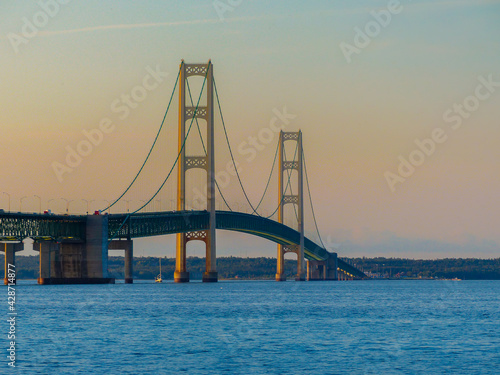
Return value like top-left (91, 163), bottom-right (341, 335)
top-left (276, 130), bottom-right (305, 281)
top-left (174, 60), bottom-right (217, 283)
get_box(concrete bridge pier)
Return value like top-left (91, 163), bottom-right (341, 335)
top-left (34, 215), bottom-right (114, 284)
top-left (174, 234), bottom-right (190, 283)
top-left (60, 243), bottom-right (84, 278)
top-left (339, 270), bottom-right (347, 281)
top-left (109, 239), bottom-right (133, 283)
top-left (276, 244), bottom-right (307, 281)
top-left (275, 244), bottom-right (286, 281)
top-left (307, 252), bottom-right (338, 281)
top-left (3, 242), bottom-right (23, 285)
top-left (85, 215), bottom-right (109, 279)
top-left (307, 260), bottom-right (326, 281)
top-left (51, 243), bottom-right (62, 278)
top-left (124, 241), bottom-right (133, 284)
top-left (35, 242), bottom-right (60, 284)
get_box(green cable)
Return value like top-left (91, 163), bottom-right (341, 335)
top-left (102, 63), bottom-right (182, 212)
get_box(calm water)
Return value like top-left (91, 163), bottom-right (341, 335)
top-left (4, 280), bottom-right (499, 374)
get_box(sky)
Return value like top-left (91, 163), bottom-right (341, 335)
top-left (1, 0), bottom-right (499, 259)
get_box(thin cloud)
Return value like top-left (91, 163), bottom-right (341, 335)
top-left (33, 13), bottom-right (287, 38)
top-left (0, 13), bottom-right (287, 41)
top-left (36, 19), bottom-right (221, 37)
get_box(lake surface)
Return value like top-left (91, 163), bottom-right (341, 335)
top-left (4, 280), bottom-right (500, 374)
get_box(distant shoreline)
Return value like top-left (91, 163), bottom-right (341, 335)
top-left (2, 255), bottom-right (499, 281)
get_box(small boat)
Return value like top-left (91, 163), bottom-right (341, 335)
top-left (155, 257), bottom-right (162, 283)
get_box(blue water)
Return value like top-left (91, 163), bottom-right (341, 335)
top-left (4, 280), bottom-right (500, 374)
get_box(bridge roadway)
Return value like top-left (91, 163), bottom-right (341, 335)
top-left (0, 210), bottom-right (366, 279)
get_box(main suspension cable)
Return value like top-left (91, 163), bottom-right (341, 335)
top-left (265, 140), bottom-right (298, 219)
top-left (303, 149), bottom-right (326, 249)
top-left (130, 62), bottom-right (211, 214)
top-left (102, 63), bottom-right (182, 212)
top-left (213, 77), bottom-right (283, 217)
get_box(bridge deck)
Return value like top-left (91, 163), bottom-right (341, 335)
top-left (0, 210), bottom-right (366, 278)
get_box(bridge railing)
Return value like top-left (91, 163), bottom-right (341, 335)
top-left (108, 211), bottom-right (210, 240)
top-left (0, 212), bottom-right (86, 242)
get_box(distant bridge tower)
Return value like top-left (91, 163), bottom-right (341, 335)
top-left (276, 130), bottom-right (305, 281)
top-left (174, 60), bottom-right (217, 283)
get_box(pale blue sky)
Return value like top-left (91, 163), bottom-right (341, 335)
top-left (1, 0), bottom-right (499, 259)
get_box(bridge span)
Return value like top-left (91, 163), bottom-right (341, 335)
top-left (0, 210), bottom-right (365, 284)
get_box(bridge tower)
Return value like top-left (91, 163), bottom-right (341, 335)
top-left (174, 60), bottom-right (217, 283)
top-left (276, 130), bottom-right (305, 281)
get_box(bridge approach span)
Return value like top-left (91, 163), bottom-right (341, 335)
top-left (0, 211), bottom-right (365, 279)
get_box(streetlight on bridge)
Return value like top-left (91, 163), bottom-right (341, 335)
top-left (2, 192), bottom-right (11, 212)
top-left (47, 199), bottom-right (56, 212)
top-left (124, 200), bottom-right (132, 213)
top-left (61, 198), bottom-right (73, 214)
top-left (82, 199), bottom-right (95, 214)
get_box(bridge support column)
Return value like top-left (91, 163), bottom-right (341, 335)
top-left (307, 260), bottom-right (310, 281)
top-left (36, 242), bottom-right (59, 284)
top-left (39, 243), bottom-right (50, 282)
top-left (307, 260), bottom-right (325, 281)
top-left (275, 244), bottom-right (286, 282)
top-left (307, 252), bottom-right (338, 281)
top-left (109, 239), bottom-right (133, 283)
top-left (3, 243), bottom-right (22, 285)
top-left (327, 252), bottom-right (338, 280)
top-left (51, 243), bottom-right (62, 278)
top-left (86, 215), bottom-right (109, 279)
top-left (174, 234), bottom-right (189, 283)
top-left (124, 240), bottom-right (133, 284)
top-left (60, 243), bottom-right (84, 278)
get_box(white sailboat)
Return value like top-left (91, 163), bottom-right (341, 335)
top-left (155, 257), bottom-right (162, 283)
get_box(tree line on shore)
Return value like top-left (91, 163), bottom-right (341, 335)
top-left (348, 257), bottom-right (500, 280)
top-left (0, 255), bottom-right (499, 280)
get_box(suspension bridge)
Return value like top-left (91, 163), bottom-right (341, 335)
top-left (1, 60), bottom-right (366, 284)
